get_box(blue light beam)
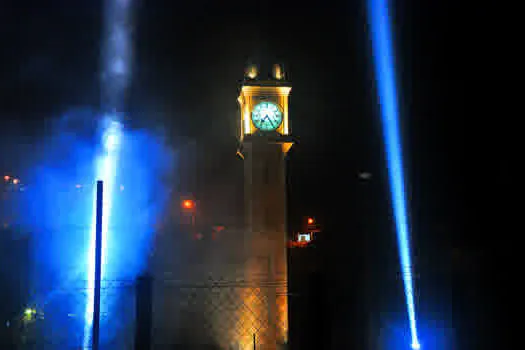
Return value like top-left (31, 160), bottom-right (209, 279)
top-left (83, 117), bottom-right (122, 349)
top-left (83, 0), bottom-right (135, 345)
top-left (12, 106), bottom-right (174, 348)
top-left (367, 0), bottom-right (421, 349)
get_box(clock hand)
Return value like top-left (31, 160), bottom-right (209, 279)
top-left (267, 115), bottom-right (277, 128)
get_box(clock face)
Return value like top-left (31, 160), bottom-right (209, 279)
top-left (251, 102), bottom-right (283, 132)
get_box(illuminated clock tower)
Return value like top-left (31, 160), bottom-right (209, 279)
top-left (237, 64), bottom-right (294, 349)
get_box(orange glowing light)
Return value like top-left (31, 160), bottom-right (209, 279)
top-left (182, 199), bottom-right (195, 210)
top-left (246, 65), bottom-right (258, 79)
top-left (307, 217), bottom-right (314, 225)
top-left (273, 64), bottom-right (283, 80)
top-left (3, 175), bottom-right (9, 181)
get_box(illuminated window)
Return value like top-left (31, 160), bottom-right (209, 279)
top-left (298, 233), bottom-right (312, 242)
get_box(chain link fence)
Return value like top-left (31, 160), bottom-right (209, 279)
top-left (12, 278), bottom-right (288, 350)
top-left (152, 279), bottom-right (288, 350)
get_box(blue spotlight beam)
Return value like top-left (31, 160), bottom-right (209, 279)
top-left (92, 180), bottom-right (103, 350)
top-left (367, 0), bottom-right (421, 349)
top-left (84, 118), bottom-right (122, 349)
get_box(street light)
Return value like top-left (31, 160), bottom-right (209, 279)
top-left (181, 199), bottom-right (197, 238)
top-left (304, 216), bottom-right (321, 233)
top-left (181, 199), bottom-right (195, 210)
top-left (23, 308), bottom-right (37, 321)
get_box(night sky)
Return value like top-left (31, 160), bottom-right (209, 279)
top-left (1, 0), bottom-right (497, 348)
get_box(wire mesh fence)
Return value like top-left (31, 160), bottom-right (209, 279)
top-left (12, 278), bottom-right (288, 350)
top-left (152, 279), bottom-right (288, 350)
top-left (13, 280), bottom-right (136, 350)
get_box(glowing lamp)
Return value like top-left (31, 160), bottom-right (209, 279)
top-left (13, 178), bottom-right (20, 185)
top-left (182, 199), bottom-right (195, 210)
top-left (298, 233), bottom-right (312, 242)
top-left (3, 175), bottom-right (9, 181)
top-left (24, 308), bottom-right (36, 319)
top-left (273, 64), bottom-right (284, 80)
top-left (307, 217), bottom-right (314, 225)
top-left (246, 65), bottom-right (258, 79)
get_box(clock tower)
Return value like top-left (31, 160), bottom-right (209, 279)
top-left (237, 64), bottom-right (294, 349)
